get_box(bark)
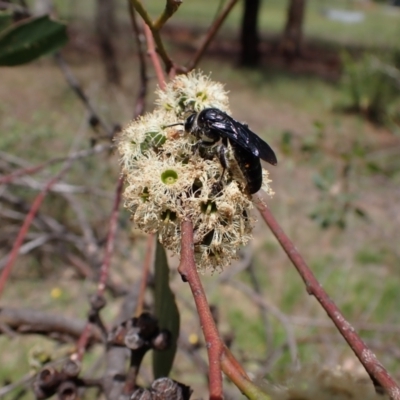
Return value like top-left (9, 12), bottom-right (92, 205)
top-left (103, 281), bottom-right (141, 400)
top-left (96, 0), bottom-right (121, 86)
top-left (239, 0), bottom-right (261, 67)
top-left (0, 307), bottom-right (102, 342)
top-left (280, 0), bottom-right (306, 59)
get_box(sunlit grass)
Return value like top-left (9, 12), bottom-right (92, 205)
top-left (144, 0), bottom-right (400, 50)
top-left (46, 0), bottom-right (400, 50)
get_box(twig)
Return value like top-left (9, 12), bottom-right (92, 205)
top-left (128, 3), bottom-right (148, 118)
top-left (0, 187), bottom-right (126, 295)
top-left (129, 0), bottom-right (176, 72)
top-left (97, 177), bottom-right (124, 297)
top-left (177, 222), bottom-right (269, 398)
top-left (216, 252), bottom-right (298, 363)
top-left (246, 261), bottom-right (276, 366)
top-left (72, 324), bottom-right (93, 364)
top-left (128, 0), bottom-right (153, 30)
top-left (0, 307), bottom-right (102, 342)
top-left (220, 350), bottom-right (271, 400)
top-left (143, 24), bottom-right (166, 90)
top-left (226, 278), bottom-right (298, 365)
top-left (289, 315), bottom-right (400, 334)
top-left (54, 53), bottom-right (114, 138)
top-left (0, 190), bottom-right (100, 271)
top-left (0, 234), bottom-right (52, 269)
top-left (62, 193), bottom-right (100, 265)
top-left (186, 0), bottom-right (239, 71)
top-left (0, 144), bottom-right (110, 185)
top-left (73, 177), bottom-right (124, 363)
top-left (255, 195), bottom-right (400, 399)
top-left (0, 163), bottom-right (72, 298)
top-left (178, 220), bottom-right (223, 400)
top-left (0, 372), bottom-right (34, 397)
top-left (153, 0), bottom-right (182, 30)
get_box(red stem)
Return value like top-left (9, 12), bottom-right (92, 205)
top-left (222, 345), bottom-right (249, 378)
top-left (97, 177), bottom-right (124, 297)
top-left (74, 177), bottom-right (124, 362)
top-left (0, 162), bottom-right (52, 185)
top-left (143, 24), bottom-right (166, 90)
top-left (187, 0), bottom-right (239, 71)
top-left (255, 196), bottom-right (400, 400)
top-left (220, 350), bottom-right (270, 400)
top-left (178, 220), bottom-right (223, 400)
top-left (0, 144), bottom-right (109, 185)
top-left (0, 165), bottom-right (71, 298)
top-left (72, 323), bottom-right (93, 363)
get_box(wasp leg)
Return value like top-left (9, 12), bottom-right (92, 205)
top-left (191, 140), bottom-right (201, 154)
top-left (216, 143), bottom-right (229, 177)
top-left (209, 143), bottom-right (229, 194)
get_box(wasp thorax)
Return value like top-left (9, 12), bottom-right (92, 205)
top-left (118, 71), bottom-right (274, 271)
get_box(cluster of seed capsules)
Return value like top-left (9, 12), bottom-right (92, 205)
top-left (118, 72), bottom-right (274, 271)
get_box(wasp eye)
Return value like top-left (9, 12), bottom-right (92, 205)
top-left (184, 114), bottom-right (196, 132)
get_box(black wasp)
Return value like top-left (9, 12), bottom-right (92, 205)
top-left (183, 108), bottom-right (277, 194)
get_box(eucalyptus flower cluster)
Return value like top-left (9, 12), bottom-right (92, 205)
top-left (118, 72), bottom-right (273, 271)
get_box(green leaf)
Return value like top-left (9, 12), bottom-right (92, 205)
top-left (0, 15), bottom-right (68, 66)
top-left (0, 12), bottom-right (13, 34)
top-left (152, 240), bottom-right (180, 379)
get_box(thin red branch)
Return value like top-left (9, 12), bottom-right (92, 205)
top-left (73, 177), bottom-right (124, 362)
top-left (54, 53), bottom-right (114, 137)
top-left (222, 345), bottom-right (249, 379)
top-left (220, 350), bottom-right (271, 400)
top-left (178, 220), bottom-right (223, 400)
top-left (0, 307), bottom-right (102, 342)
top-left (186, 0), bottom-right (239, 71)
top-left (0, 164), bottom-right (72, 298)
top-left (0, 144), bottom-right (110, 185)
top-left (143, 24), bottom-right (166, 90)
top-left (178, 220), bottom-right (270, 399)
top-left (72, 323), bottom-right (93, 363)
top-left (97, 177), bottom-right (124, 297)
top-left (0, 161), bottom-right (54, 185)
top-left (255, 196), bottom-right (400, 400)
top-left (128, 2), bottom-right (148, 118)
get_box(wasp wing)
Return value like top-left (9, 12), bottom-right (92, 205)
top-left (204, 110), bottom-right (277, 166)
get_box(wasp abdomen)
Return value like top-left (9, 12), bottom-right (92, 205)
top-left (184, 108), bottom-right (277, 195)
top-left (232, 144), bottom-right (263, 194)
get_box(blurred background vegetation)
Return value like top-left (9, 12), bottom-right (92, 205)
top-left (0, 0), bottom-right (400, 398)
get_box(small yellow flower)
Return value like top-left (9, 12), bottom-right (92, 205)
top-left (188, 333), bottom-right (199, 345)
top-left (50, 287), bottom-right (62, 299)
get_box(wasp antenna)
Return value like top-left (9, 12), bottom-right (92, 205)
top-left (162, 122), bottom-right (183, 129)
